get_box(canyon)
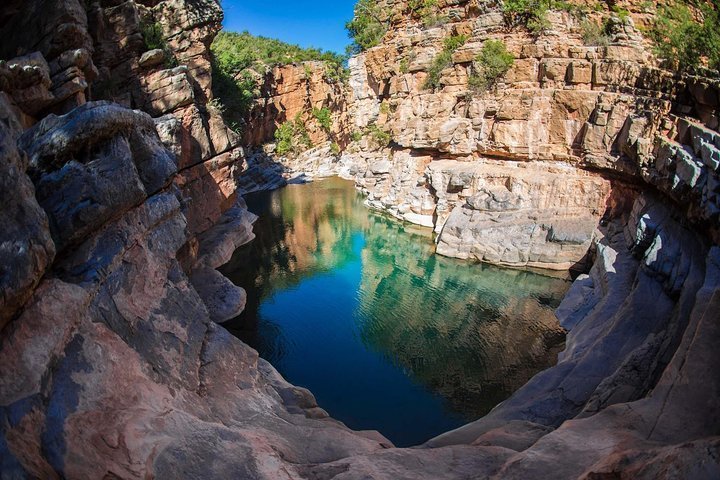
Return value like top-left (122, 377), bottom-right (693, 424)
top-left (0, 0), bottom-right (718, 479)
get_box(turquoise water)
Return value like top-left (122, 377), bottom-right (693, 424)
top-left (220, 178), bottom-right (570, 447)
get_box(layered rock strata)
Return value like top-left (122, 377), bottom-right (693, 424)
top-left (244, 62), bottom-right (350, 148)
top-left (0, 0), bottom-right (719, 479)
top-left (257, 1), bottom-right (718, 271)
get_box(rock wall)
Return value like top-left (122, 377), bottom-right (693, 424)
top-left (244, 61), bottom-right (350, 147)
top-left (229, 1), bottom-right (720, 475)
top-left (0, 1), bottom-right (392, 478)
top-left (0, 0), bottom-right (719, 478)
top-left (255, 0), bottom-right (718, 272)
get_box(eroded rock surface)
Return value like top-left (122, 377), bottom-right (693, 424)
top-left (1, 0), bottom-right (719, 478)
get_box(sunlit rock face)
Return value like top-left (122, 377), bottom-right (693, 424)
top-left (243, 62), bottom-right (351, 147)
top-left (248, 0), bottom-right (719, 273)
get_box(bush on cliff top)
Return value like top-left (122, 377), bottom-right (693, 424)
top-left (346, 0), bottom-right (388, 54)
top-left (210, 30), bottom-right (348, 133)
top-left (212, 31), bottom-right (346, 76)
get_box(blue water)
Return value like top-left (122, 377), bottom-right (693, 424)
top-left (221, 178), bottom-right (570, 447)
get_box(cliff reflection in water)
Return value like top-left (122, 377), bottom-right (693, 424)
top-left (220, 178), bottom-right (570, 447)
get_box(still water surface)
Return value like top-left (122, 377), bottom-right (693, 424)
top-left (220, 178), bottom-right (570, 447)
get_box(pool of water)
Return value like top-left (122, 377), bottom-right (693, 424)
top-left (220, 178), bottom-right (570, 447)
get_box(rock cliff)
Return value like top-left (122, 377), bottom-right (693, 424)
top-left (235, 0), bottom-right (720, 476)
top-left (0, 0), bottom-right (719, 479)
top-left (254, 0), bottom-right (719, 270)
top-left (0, 1), bottom-right (391, 478)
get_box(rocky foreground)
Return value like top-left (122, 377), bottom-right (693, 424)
top-left (0, 0), bottom-right (719, 478)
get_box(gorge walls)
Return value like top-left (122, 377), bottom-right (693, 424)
top-left (233, 1), bottom-right (720, 475)
top-left (251, 0), bottom-right (719, 270)
top-left (0, 0), bottom-right (718, 478)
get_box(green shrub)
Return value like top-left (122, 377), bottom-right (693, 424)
top-left (611, 6), bottom-right (630, 22)
top-left (211, 30), bottom-right (348, 132)
top-left (210, 67), bottom-right (257, 133)
top-left (424, 50), bottom-right (453, 90)
top-left (443, 34), bottom-right (469, 52)
top-left (399, 58), bottom-right (410, 74)
top-left (275, 122), bottom-right (295, 156)
top-left (648, 1), bottom-right (720, 72)
top-left (303, 64), bottom-right (313, 79)
top-left (409, 0), bottom-right (437, 17)
top-left (424, 34), bottom-right (468, 90)
top-left (140, 20), bottom-right (165, 51)
top-left (346, 0), bottom-right (388, 53)
top-left (468, 39), bottom-right (514, 93)
top-left (503, 0), bottom-right (551, 34)
top-left (580, 18), bottom-right (611, 47)
top-left (275, 114), bottom-right (312, 156)
top-left (312, 107), bottom-right (333, 131)
top-left (408, 0), bottom-right (439, 24)
top-left (330, 142), bottom-right (341, 155)
top-left (139, 19), bottom-right (178, 67)
top-left (325, 61), bottom-right (350, 83)
top-left (367, 123), bottom-right (391, 147)
top-left (351, 130), bottom-right (363, 142)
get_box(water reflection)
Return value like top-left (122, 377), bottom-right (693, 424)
top-left (220, 178), bottom-right (569, 447)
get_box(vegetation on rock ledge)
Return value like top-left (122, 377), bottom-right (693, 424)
top-left (210, 31), bottom-right (348, 132)
top-left (346, 0), bottom-right (388, 53)
top-left (275, 114), bottom-right (312, 156)
top-left (424, 34), bottom-right (468, 90)
top-left (312, 107), bottom-right (333, 132)
top-left (468, 40), bottom-right (515, 94)
top-left (139, 19), bottom-right (177, 68)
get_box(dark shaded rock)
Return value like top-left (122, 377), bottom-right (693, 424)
top-left (129, 123), bottom-right (178, 195)
top-left (18, 101), bottom-right (181, 251)
top-left (3, 52), bottom-right (54, 116)
top-left (0, 122), bottom-right (55, 330)
top-left (33, 134), bottom-right (146, 251)
top-left (18, 101), bottom-right (158, 175)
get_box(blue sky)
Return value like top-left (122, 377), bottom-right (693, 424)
top-left (221, 0), bottom-right (357, 54)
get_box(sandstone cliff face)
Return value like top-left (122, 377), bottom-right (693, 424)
top-left (257, 0), bottom-right (718, 272)
top-left (1, 0), bottom-right (719, 478)
top-left (244, 61), bottom-right (350, 147)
